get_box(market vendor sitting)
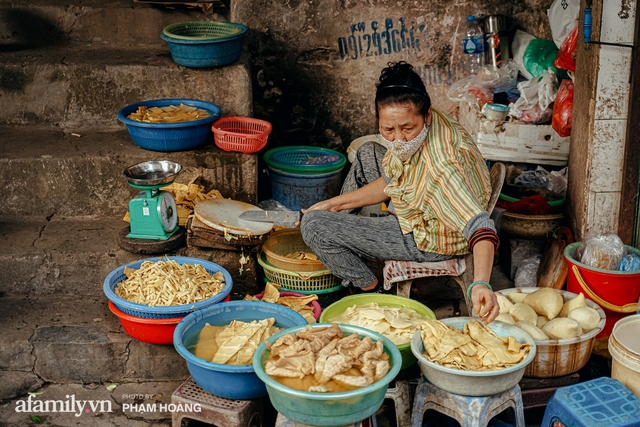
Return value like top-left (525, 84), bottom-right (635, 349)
top-left (300, 61), bottom-right (500, 324)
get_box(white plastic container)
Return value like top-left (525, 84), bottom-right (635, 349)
top-left (483, 103), bottom-right (508, 121)
top-left (609, 314), bottom-right (640, 399)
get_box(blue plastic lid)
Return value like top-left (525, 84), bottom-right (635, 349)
top-left (467, 16), bottom-right (476, 22)
top-left (486, 103), bottom-right (508, 112)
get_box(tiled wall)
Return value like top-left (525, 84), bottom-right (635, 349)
top-left (587, 0), bottom-right (636, 235)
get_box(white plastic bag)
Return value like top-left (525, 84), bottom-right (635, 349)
top-left (547, 0), bottom-right (580, 48)
top-left (511, 30), bottom-right (536, 80)
top-left (509, 69), bottom-right (558, 120)
top-left (515, 255), bottom-right (541, 287)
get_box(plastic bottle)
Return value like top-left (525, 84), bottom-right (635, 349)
top-left (462, 15), bottom-right (484, 74)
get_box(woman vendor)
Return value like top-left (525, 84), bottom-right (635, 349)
top-left (300, 61), bottom-right (499, 324)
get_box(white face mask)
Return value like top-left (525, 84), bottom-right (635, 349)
top-left (377, 125), bottom-right (429, 161)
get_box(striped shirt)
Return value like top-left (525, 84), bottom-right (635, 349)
top-left (382, 108), bottom-right (491, 255)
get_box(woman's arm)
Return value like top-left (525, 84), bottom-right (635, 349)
top-left (302, 177), bottom-right (389, 213)
top-left (471, 240), bottom-right (500, 324)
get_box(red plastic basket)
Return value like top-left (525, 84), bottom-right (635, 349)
top-left (212, 116), bottom-right (272, 154)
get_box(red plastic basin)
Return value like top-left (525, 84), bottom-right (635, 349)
top-left (108, 301), bottom-right (183, 345)
top-left (108, 295), bottom-right (231, 345)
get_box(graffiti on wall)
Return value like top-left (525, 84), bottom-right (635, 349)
top-left (338, 18), bottom-right (424, 60)
top-left (338, 17), bottom-right (466, 86)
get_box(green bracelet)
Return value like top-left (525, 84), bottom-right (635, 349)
top-left (467, 281), bottom-right (493, 300)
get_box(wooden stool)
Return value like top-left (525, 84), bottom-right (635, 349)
top-left (171, 376), bottom-right (263, 427)
top-left (274, 413), bottom-right (375, 427)
top-left (411, 376), bottom-right (525, 427)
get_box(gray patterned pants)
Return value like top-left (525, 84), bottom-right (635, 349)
top-left (300, 142), bottom-right (450, 288)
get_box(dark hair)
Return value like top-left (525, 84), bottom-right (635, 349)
top-left (375, 61), bottom-right (431, 118)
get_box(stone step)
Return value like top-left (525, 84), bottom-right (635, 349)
top-left (0, 46), bottom-right (252, 130)
top-left (0, 124), bottom-right (258, 217)
top-left (0, 0), bottom-right (226, 48)
top-left (0, 214), bottom-right (262, 298)
top-left (0, 294), bottom-right (191, 401)
top-left (0, 379), bottom-right (185, 425)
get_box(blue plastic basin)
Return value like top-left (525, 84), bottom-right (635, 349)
top-left (117, 98), bottom-right (221, 152)
top-left (173, 301), bottom-right (307, 400)
top-left (103, 256), bottom-right (232, 319)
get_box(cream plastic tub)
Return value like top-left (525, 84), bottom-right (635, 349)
top-left (609, 314), bottom-right (640, 399)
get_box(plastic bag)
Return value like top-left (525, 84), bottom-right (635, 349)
top-left (523, 39), bottom-right (561, 79)
top-left (509, 69), bottom-right (558, 122)
top-left (617, 254), bottom-right (640, 271)
top-left (515, 255), bottom-right (541, 287)
top-left (554, 22), bottom-right (578, 72)
top-left (552, 78), bottom-right (574, 137)
top-left (511, 30), bottom-right (537, 80)
top-left (515, 166), bottom-right (567, 197)
top-left (547, 0), bottom-right (580, 48)
top-left (447, 75), bottom-right (494, 108)
top-left (578, 234), bottom-right (626, 270)
top-left (478, 60), bottom-right (520, 93)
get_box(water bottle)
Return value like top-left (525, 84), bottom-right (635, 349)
top-left (462, 15), bottom-right (484, 74)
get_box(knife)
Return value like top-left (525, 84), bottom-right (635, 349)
top-left (238, 210), bottom-right (301, 223)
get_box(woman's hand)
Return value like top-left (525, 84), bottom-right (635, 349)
top-left (472, 284), bottom-right (500, 324)
top-left (302, 197), bottom-right (342, 213)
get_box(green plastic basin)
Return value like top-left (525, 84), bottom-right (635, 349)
top-left (319, 294), bottom-right (435, 370)
top-left (253, 323), bottom-right (402, 426)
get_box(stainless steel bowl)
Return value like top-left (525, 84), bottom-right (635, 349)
top-left (123, 160), bottom-right (183, 186)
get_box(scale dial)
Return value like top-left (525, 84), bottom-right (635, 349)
top-left (159, 192), bottom-right (178, 232)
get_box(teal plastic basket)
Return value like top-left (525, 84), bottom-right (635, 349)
top-left (163, 21), bottom-right (246, 41)
top-left (161, 21), bottom-right (247, 68)
top-left (263, 146), bottom-right (346, 175)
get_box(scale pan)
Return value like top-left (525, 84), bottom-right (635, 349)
top-left (124, 160), bottom-right (183, 186)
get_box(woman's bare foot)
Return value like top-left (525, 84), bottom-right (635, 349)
top-left (360, 278), bottom-right (379, 291)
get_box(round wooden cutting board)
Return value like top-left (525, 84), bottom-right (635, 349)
top-left (194, 199), bottom-right (273, 236)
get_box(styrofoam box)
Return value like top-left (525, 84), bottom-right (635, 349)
top-left (459, 102), bottom-right (570, 166)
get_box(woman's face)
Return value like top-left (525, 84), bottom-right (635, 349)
top-left (378, 103), bottom-right (429, 142)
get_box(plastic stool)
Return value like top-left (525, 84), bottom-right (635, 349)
top-left (541, 377), bottom-right (640, 427)
top-left (274, 413), bottom-right (376, 427)
top-left (171, 376), bottom-right (263, 427)
top-left (411, 376), bottom-right (525, 427)
top-left (384, 379), bottom-right (412, 427)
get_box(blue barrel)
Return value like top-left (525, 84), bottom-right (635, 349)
top-left (266, 167), bottom-right (343, 211)
top-left (264, 146), bottom-right (347, 211)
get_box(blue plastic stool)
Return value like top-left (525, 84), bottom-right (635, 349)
top-left (541, 377), bottom-right (640, 427)
top-left (411, 376), bottom-right (524, 427)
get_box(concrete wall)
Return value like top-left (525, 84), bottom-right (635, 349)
top-left (568, 0), bottom-right (636, 240)
top-left (232, 0), bottom-right (555, 150)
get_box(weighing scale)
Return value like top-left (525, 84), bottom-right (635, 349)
top-left (119, 160), bottom-right (186, 254)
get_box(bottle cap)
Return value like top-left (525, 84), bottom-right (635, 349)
top-left (467, 15), bottom-right (475, 22)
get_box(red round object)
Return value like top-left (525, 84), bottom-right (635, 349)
top-left (108, 296), bottom-right (230, 344)
top-left (253, 291), bottom-right (322, 320)
top-left (108, 301), bottom-right (183, 345)
top-left (211, 116), bottom-right (272, 154)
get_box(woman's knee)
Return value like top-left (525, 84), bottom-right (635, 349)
top-left (300, 210), bottom-right (331, 246)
